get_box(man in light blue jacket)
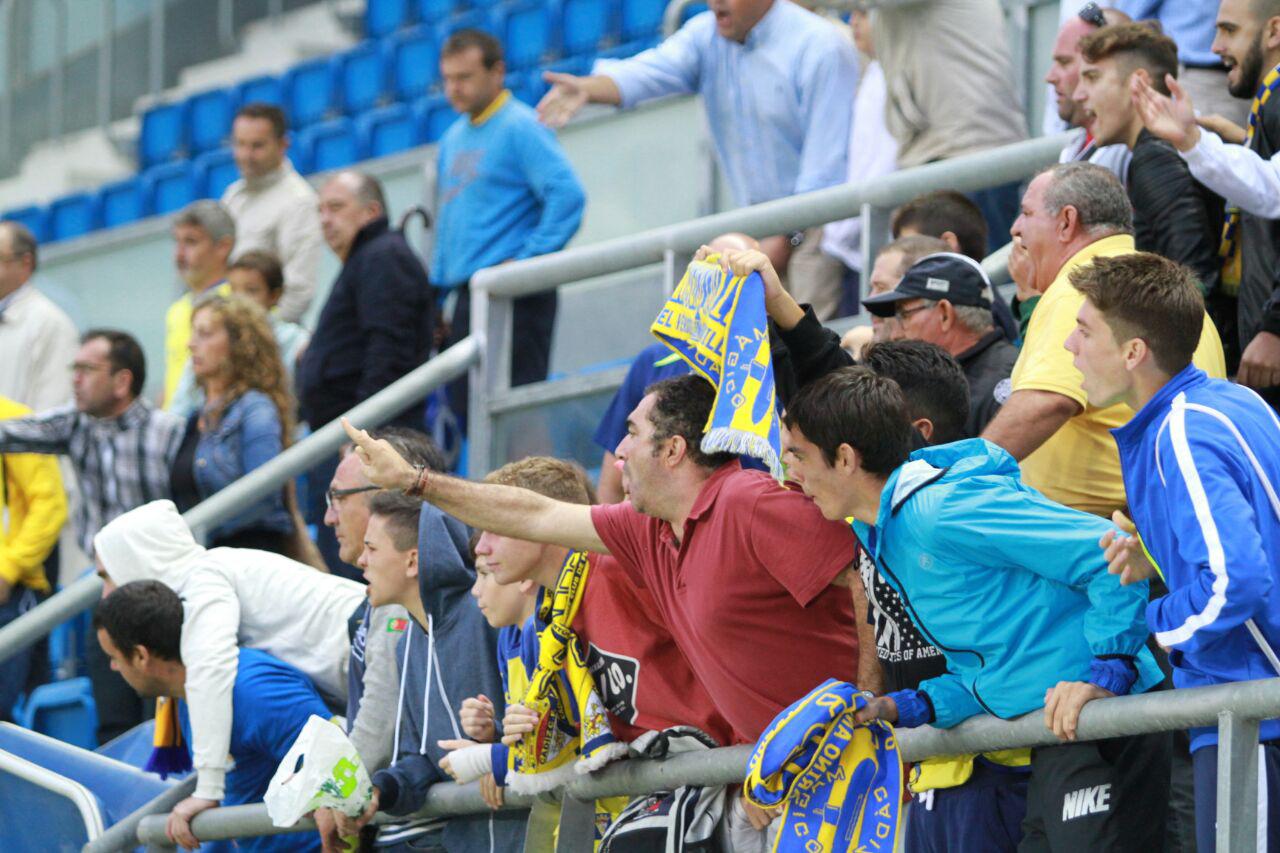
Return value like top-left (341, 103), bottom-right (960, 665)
top-left (781, 365), bottom-right (1170, 850)
top-left (1066, 251), bottom-right (1280, 850)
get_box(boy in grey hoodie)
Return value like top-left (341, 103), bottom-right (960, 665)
top-left (333, 491), bottom-right (527, 851)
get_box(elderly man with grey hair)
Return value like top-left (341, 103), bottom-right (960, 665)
top-left (981, 161), bottom-right (1226, 519)
top-left (164, 201), bottom-right (235, 410)
top-left (862, 252), bottom-right (1019, 436)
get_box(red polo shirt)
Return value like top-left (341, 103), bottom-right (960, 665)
top-left (574, 554), bottom-right (735, 747)
top-left (589, 462), bottom-right (858, 742)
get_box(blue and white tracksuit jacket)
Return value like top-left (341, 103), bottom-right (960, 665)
top-left (1114, 365), bottom-right (1280, 751)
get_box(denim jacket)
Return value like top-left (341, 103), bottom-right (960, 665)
top-left (195, 390), bottom-right (291, 540)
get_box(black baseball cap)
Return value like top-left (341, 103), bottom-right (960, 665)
top-left (862, 252), bottom-right (994, 318)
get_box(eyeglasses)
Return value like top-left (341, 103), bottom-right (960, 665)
top-left (894, 302), bottom-right (937, 322)
top-left (1077, 2), bottom-right (1106, 28)
top-left (325, 485), bottom-right (379, 509)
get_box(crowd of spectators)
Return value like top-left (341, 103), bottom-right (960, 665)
top-left (1, 0), bottom-right (1280, 850)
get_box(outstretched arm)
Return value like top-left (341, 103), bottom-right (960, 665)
top-left (342, 419), bottom-right (607, 554)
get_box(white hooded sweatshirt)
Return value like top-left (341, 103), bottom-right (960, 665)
top-left (95, 500), bottom-right (366, 801)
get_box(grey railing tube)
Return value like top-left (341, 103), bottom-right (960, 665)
top-left (0, 336), bottom-right (482, 667)
top-left (470, 134), bottom-right (1067, 302)
top-left (84, 775), bottom-right (198, 853)
top-left (128, 677), bottom-right (1280, 848)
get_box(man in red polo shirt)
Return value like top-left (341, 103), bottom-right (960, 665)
top-left (343, 375), bottom-right (866, 836)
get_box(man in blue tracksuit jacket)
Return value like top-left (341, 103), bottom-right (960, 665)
top-left (781, 365), bottom-right (1171, 851)
top-left (1066, 252), bottom-right (1280, 850)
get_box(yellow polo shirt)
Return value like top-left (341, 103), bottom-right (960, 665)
top-left (0, 397), bottom-right (67, 592)
top-left (1011, 235), bottom-right (1227, 517)
top-left (164, 282), bottom-right (231, 403)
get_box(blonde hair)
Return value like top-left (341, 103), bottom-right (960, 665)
top-left (484, 457), bottom-right (597, 505)
top-left (191, 293), bottom-right (295, 442)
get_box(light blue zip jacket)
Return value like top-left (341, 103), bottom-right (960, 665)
top-left (853, 439), bottom-right (1164, 728)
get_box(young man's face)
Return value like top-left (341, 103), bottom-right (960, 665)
top-left (1214, 0), bottom-right (1273, 98)
top-left (72, 337), bottom-right (127, 418)
top-left (1074, 56), bottom-right (1138, 148)
top-left (473, 529), bottom-right (547, 587)
top-left (231, 116), bottom-right (287, 179)
top-left (781, 422), bottom-right (850, 523)
top-left (614, 393), bottom-right (666, 514)
top-left (470, 556), bottom-right (532, 629)
top-left (96, 628), bottom-right (167, 698)
top-left (358, 514), bottom-right (418, 608)
top-left (1065, 299), bottom-right (1133, 408)
top-left (440, 47), bottom-right (505, 117)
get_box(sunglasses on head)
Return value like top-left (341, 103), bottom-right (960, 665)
top-left (1078, 2), bottom-right (1107, 28)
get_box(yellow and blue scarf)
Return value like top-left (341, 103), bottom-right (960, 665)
top-left (651, 256), bottom-right (783, 478)
top-left (1220, 62), bottom-right (1280, 294)
top-left (745, 680), bottom-right (902, 853)
top-left (145, 696), bottom-right (193, 778)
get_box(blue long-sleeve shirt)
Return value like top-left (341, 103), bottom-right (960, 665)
top-left (1113, 365), bottom-right (1280, 751)
top-left (1114, 0), bottom-right (1221, 66)
top-left (178, 648), bottom-right (327, 853)
top-left (594, 0), bottom-right (857, 207)
top-left (431, 92), bottom-right (585, 287)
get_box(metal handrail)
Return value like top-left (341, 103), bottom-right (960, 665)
top-left (127, 678), bottom-right (1280, 850)
top-left (0, 336), bottom-right (482, 666)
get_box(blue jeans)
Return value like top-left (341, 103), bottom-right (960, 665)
top-left (0, 586), bottom-right (41, 721)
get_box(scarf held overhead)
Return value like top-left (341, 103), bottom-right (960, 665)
top-left (651, 257), bottom-right (783, 478)
top-left (746, 679), bottom-right (903, 853)
top-left (513, 550), bottom-right (625, 794)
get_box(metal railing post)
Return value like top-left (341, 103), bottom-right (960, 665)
top-left (467, 285), bottom-right (492, 480)
top-left (662, 247), bottom-right (677, 295)
top-left (50, 0), bottom-right (67, 141)
top-left (148, 0), bottom-right (165, 97)
top-left (468, 288), bottom-right (512, 480)
top-left (217, 0), bottom-right (235, 49)
top-left (0, 0), bottom-right (13, 174)
top-left (856, 202), bottom-right (892, 302)
top-left (97, 0), bottom-right (115, 130)
top-left (1217, 709), bottom-right (1261, 852)
top-left (555, 795), bottom-right (597, 852)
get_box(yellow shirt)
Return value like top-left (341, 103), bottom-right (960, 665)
top-left (165, 282), bottom-right (231, 403)
top-left (1011, 234), bottom-right (1227, 516)
top-left (0, 397), bottom-right (67, 591)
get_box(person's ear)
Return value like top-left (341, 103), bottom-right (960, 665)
top-left (406, 548), bottom-right (419, 574)
top-left (913, 417), bottom-right (935, 443)
top-left (834, 443), bottom-right (860, 475)
top-left (1058, 204), bottom-right (1081, 243)
top-left (664, 434), bottom-right (687, 468)
top-left (940, 231), bottom-right (962, 254)
top-left (1130, 66), bottom-right (1152, 92)
top-left (1123, 336), bottom-right (1149, 371)
top-left (937, 300), bottom-right (956, 331)
top-left (517, 579), bottom-right (537, 596)
top-left (1266, 14), bottom-right (1280, 51)
top-left (113, 369), bottom-right (133, 400)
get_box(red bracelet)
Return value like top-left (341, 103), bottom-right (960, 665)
top-left (405, 464), bottom-right (430, 498)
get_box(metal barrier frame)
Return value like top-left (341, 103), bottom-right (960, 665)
top-left (121, 678), bottom-right (1280, 852)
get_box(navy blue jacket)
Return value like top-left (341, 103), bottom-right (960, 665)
top-left (297, 218), bottom-right (434, 429)
top-left (1114, 365), bottom-right (1280, 750)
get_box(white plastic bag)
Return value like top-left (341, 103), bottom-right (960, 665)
top-left (265, 715), bottom-right (374, 827)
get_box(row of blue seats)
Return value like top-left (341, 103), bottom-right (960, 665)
top-left (138, 0), bottom-right (694, 167)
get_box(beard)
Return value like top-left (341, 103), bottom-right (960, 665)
top-left (1230, 36), bottom-right (1267, 99)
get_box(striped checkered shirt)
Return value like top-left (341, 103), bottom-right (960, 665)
top-left (0, 398), bottom-right (184, 556)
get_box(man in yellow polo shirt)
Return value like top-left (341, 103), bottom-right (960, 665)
top-left (165, 201), bottom-right (233, 407)
top-left (0, 395), bottom-right (67, 721)
top-left (983, 162), bottom-right (1225, 518)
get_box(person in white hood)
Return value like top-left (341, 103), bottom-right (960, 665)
top-left (93, 499), bottom-right (373, 834)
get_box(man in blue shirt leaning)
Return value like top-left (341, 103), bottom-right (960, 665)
top-left (94, 580), bottom-right (326, 853)
top-left (434, 29), bottom-right (586, 427)
top-left (537, 0), bottom-right (858, 320)
top-left (1065, 251), bottom-right (1280, 851)
top-left (782, 366), bottom-right (1171, 850)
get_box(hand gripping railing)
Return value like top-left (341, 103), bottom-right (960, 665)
top-left (120, 678), bottom-right (1280, 852)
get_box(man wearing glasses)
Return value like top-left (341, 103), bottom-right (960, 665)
top-left (0, 328), bottom-right (185, 743)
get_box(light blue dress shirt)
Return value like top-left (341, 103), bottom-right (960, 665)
top-left (594, 0), bottom-right (858, 207)
top-left (1114, 0), bottom-right (1221, 67)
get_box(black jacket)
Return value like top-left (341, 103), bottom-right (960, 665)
top-left (298, 218), bottom-right (435, 428)
top-left (956, 329), bottom-right (1019, 437)
top-left (1240, 100), bottom-right (1280, 351)
top-left (1129, 129), bottom-right (1224, 298)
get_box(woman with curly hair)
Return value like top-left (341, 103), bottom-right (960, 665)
top-left (169, 293), bottom-right (316, 559)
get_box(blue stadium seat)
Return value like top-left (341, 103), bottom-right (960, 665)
top-left (620, 0), bottom-right (664, 41)
top-left (47, 608), bottom-right (91, 680)
top-left (388, 25), bottom-right (440, 101)
top-left (507, 70), bottom-right (546, 106)
top-left (366, 0), bottom-right (413, 37)
top-left (294, 118), bottom-right (365, 173)
top-left (1, 206), bottom-right (50, 242)
top-left (234, 74), bottom-right (284, 110)
top-left (193, 148), bottom-right (240, 199)
top-left (434, 9), bottom-right (497, 41)
top-left (186, 88), bottom-right (235, 156)
top-left (681, 1), bottom-right (708, 23)
top-left (597, 36), bottom-right (659, 60)
top-left (561, 0), bottom-right (620, 56)
top-left (546, 54), bottom-right (595, 78)
top-left (417, 0), bottom-right (461, 24)
top-left (13, 678), bottom-right (97, 750)
top-left (497, 1), bottom-right (557, 70)
top-left (357, 103), bottom-right (419, 158)
top-left (138, 101), bottom-right (188, 168)
top-left (47, 193), bottom-right (99, 242)
top-left (142, 161), bottom-right (197, 215)
top-left (413, 95), bottom-right (458, 143)
top-left (282, 57), bottom-right (340, 128)
top-left (96, 178), bottom-right (147, 229)
top-left (339, 41), bottom-right (391, 115)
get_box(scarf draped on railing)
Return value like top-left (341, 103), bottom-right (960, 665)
top-left (745, 679), bottom-right (903, 853)
top-left (651, 256), bottom-right (783, 478)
